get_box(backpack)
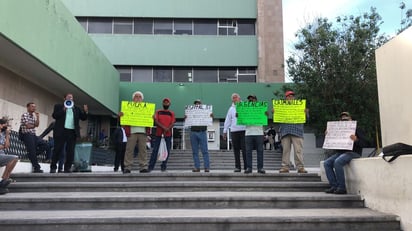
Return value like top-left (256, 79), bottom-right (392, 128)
top-left (382, 142), bottom-right (412, 162)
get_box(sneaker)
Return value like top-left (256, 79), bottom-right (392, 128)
top-left (139, 169), bottom-right (149, 173)
top-left (244, 168), bottom-right (252, 174)
top-left (334, 189), bottom-right (347, 194)
top-left (258, 169), bottom-right (266, 174)
top-left (297, 167), bottom-right (308, 173)
top-left (0, 179), bottom-right (12, 188)
top-left (279, 167), bottom-right (289, 173)
top-left (204, 168), bottom-right (210, 173)
top-left (325, 187), bottom-right (336, 194)
top-left (234, 168), bottom-right (241, 172)
top-left (123, 169), bottom-right (131, 174)
top-left (192, 168), bottom-right (200, 172)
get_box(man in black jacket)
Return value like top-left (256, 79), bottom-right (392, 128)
top-left (323, 112), bottom-right (369, 194)
top-left (112, 124), bottom-right (127, 172)
top-left (50, 93), bottom-right (88, 173)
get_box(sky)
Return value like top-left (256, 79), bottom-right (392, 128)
top-left (282, 0), bottom-right (409, 81)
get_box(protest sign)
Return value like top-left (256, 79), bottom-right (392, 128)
top-left (120, 101), bottom-right (155, 127)
top-left (184, 104), bottom-right (213, 127)
top-left (236, 101), bottom-right (268, 125)
top-left (273, 99), bottom-right (306, 124)
top-left (322, 120), bottom-right (357, 150)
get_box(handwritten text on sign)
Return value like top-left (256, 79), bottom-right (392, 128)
top-left (273, 99), bottom-right (306, 124)
top-left (236, 101), bottom-right (268, 125)
top-left (120, 101), bottom-right (155, 127)
top-left (184, 105), bottom-right (213, 127)
top-left (322, 121), bottom-right (357, 150)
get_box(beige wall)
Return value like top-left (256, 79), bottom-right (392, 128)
top-left (257, 0), bottom-right (285, 83)
top-left (376, 28), bottom-right (412, 146)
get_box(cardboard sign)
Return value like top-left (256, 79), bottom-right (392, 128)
top-left (322, 120), bottom-right (357, 150)
top-left (273, 99), bottom-right (306, 124)
top-left (120, 101), bottom-right (155, 127)
top-left (236, 101), bottom-right (268, 125)
top-left (184, 104), bottom-right (213, 127)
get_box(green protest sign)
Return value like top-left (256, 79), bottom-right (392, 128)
top-left (236, 101), bottom-right (268, 125)
top-left (120, 101), bottom-right (155, 127)
top-left (272, 99), bottom-right (306, 124)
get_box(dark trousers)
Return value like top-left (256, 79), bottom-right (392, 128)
top-left (114, 142), bottom-right (126, 171)
top-left (22, 133), bottom-right (41, 170)
top-left (51, 129), bottom-right (76, 171)
top-left (231, 131), bottom-right (246, 170)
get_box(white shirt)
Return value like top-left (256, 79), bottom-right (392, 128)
top-left (223, 104), bottom-right (246, 133)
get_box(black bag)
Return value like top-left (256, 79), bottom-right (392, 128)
top-left (382, 142), bottom-right (412, 162)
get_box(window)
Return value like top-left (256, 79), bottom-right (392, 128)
top-left (237, 19), bottom-right (255, 35)
top-left (116, 67), bottom-right (132, 82)
top-left (238, 68), bottom-right (257, 82)
top-left (134, 18), bottom-right (153, 34)
top-left (219, 68), bottom-right (237, 82)
top-left (174, 68), bottom-right (193, 82)
top-left (174, 19), bottom-right (193, 35)
top-left (77, 17), bottom-right (87, 32)
top-left (88, 18), bottom-right (112, 34)
top-left (132, 67), bottom-right (152, 82)
top-left (114, 18), bottom-right (133, 34)
top-left (193, 68), bottom-right (218, 82)
top-left (153, 68), bottom-right (172, 82)
top-left (194, 19), bottom-right (217, 35)
top-left (218, 19), bottom-right (236, 36)
top-left (154, 19), bottom-right (173, 34)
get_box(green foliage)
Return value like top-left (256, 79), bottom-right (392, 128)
top-left (286, 7), bottom-right (388, 144)
top-left (399, 2), bottom-right (412, 33)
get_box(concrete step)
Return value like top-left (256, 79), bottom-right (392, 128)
top-left (0, 208), bottom-right (400, 231)
top-left (0, 191), bottom-right (364, 210)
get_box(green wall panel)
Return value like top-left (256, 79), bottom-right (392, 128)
top-left (119, 83), bottom-right (285, 118)
top-left (0, 0), bottom-right (120, 113)
top-left (62, 0), bottom-right (257, 18)
top-left (92, 35), bottom-right (257, 66)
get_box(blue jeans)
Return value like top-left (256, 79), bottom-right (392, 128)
top-left (190, 131), bottom-right (210, 169)
top-left (245, 135), bottom-right (264, 170)
top-left (324, 152), bottom-right (360, 191)
top-left (149, 136), bottom-right (172, 171)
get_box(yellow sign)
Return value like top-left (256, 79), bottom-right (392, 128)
top-left (273, 99), bottom-right (306, 124)
top-left (120, 101), bottom-right (155, 127)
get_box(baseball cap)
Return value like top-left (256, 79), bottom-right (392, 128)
top-left (163, 98), bottom-right (171, 103)
top-left (194, 99), bottom-right (202, 104)
top-left (285, 91), bottom-right (295, 97)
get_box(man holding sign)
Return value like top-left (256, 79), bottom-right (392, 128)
top-left (323, 112), bottom-right (369, 194)
top-left (274, 91), bottom-right (309, 174)
top-left (119, 91), bottom-right (154, 174)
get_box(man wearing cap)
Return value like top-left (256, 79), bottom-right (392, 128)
top-left (223, 93), bottom-right (247, 172)
top-left (187, 99), bottom-right (211, 172)
top-left (0, 119), bottom-right (18, 195)
top-left (148, 97), bottom-right (175, 172)
top-left (277, 90), bottom-right (309, 173)
top-left (120, 91), bottom-right (151, 173)
top-left (323, 112), bottom-right (368, 194)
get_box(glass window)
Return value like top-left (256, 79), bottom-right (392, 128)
top-left (238, 68), bottom-right (256, 82)
top-left (88, 17), bottom-right (112, 34)
top-left (174, 19), bottom-right (193, 35)
top-left (132, 67), bottom-right (152, 82)
top-left (153, 68), bottom-right (172, 82)
top-left (174, 68), bottom-right (193, 82)
top-left (238, 75), bottom-right (256, 82)
top-left (193, 68), bottom-right (218, 82)
top-left (116, 67), bottom-right (132, 82)
top-left (219, 68), bottom-right (237, 82)
top-left (238, 19), bottom-right (255, 35)
top-left (194, 19), bottom-right (217, 35)
top-left (134, 18), bottom-right (153, 34)
top-left (114, 18), bottom-right (133, 34)
top-left (154, 19), bottom-right (173, 34)
top-left (76, 17), bottom-right (87, 32)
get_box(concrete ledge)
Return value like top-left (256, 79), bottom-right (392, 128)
top-left (345, 156), bottom-right (412, 231)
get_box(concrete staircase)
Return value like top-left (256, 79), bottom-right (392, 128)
top-left (0, 150), bottom-right (401, 231)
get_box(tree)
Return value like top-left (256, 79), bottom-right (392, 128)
top-left (399, 2), bottom-right (412, 34)
top-left (286, 7), bottom-right (388, 145)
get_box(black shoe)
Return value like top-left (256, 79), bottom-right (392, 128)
top-left (0, 179), bottom-right (12, 188)
top-left (192, 168), bottom-right (200, 172)
top-left (234, 168), bottom-right (241, 172)
top-left (204, 168), bottom-right (210, 173)
top-left (258, 169), bottom-right (266, 174)
top-left (161, 168), bottom-right (167, 172)
top-left (33, 169), bottom-right (44, 173)
top-left (334, 189), bottom-right (347, 194)
top-left (325, 187), bottom-right (336, 194)
top-left (63, 170), bottom-right (72, 173)
top-left (114, 168), bottom-right (118, 172)
top-left (123, 169), bottom-right (131, 174)
top-left (58, 169), bottom-right (63, 173)
top-left (140, 169), bottom-right (149, 173)
top-left (50, 169), bottom-right (57, 173)
top-left (244, 168), bottom-right (252, 174)
top-left (0, 187), bottom-right (8, 195)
